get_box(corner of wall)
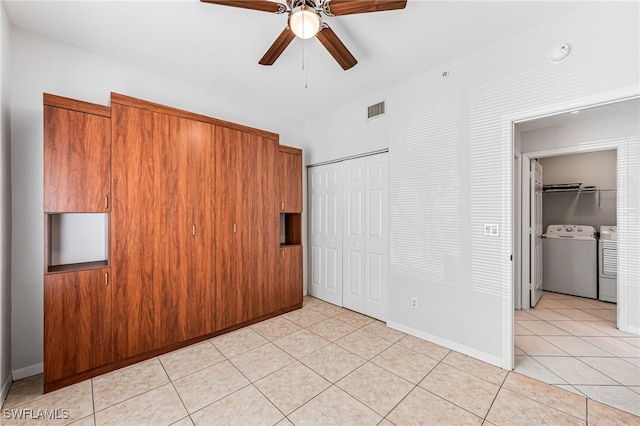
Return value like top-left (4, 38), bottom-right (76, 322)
top-left (0, 0), bottom-right (13, 400)
top-left (11, 363), bottom-right (42, 382)
top-left (0, 371), bottom-right (11, 406)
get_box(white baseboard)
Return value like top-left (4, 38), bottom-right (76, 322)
top-left (11, 363), bottom-right (43, 381)
top-left (386, 321), bottom-right (504, 369)
top-left (1, 372), bottom-right (11, 405)
top-left (625, 324), bottom-right (640, 336)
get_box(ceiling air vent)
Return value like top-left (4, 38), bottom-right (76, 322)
top-left (367, 101), bottom-right (386, 119)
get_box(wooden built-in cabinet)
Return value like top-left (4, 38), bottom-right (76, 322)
top-left (43, 95), bottom-right (113, 392)
top-left (44, 92), bottom-right (303, 393)
top-left (278, 145), bottom-right (303, 309)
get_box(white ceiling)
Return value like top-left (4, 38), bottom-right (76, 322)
top-left (4, 0), bottom-right (590, 120)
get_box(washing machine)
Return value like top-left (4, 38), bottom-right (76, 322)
top-left (599, 225), bottom-right (617, 303)
top-left (543, 224), bottom-right (598, 299)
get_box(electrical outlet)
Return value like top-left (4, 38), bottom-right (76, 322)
top-left (411, 297), bottom-right (418, 309)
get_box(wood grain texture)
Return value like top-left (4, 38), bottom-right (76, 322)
top-left (111, 93), bottom-right (279, 140)
top-left (189, 120), bottom-right (218, 338)
top-left (279, 245), bottom-right (303, 310)
top-left (169, 116), bottom-right (218, 339)
top-left (214, 127), bottom-right (241, 330)
top-left (200, 0), bottom-right (286, 13)
top-left (259, 27), bottom-right (296, 66)
top-left (278, 145), bottom-right (302, 155)
top-left (215, 128), bottom-right (279, 329)
top-left (111, 103), bottom-right (170, 360)
top-left (44, 268), bottom-right (112, 383)
top-left (325, 0), bottom-right (407, 16)
top-left (44, 105), bottom-right (111, 212)
top-left (283, 213), bottom-right (302, 245)
top-left (279, 151), bottom-right (303, 213)
top-left (316, 25), bottom-right (358, 70)
top-left (167, 116), bottom-right (192, 343)
top-left (238, 132), bottom-right (279, 323)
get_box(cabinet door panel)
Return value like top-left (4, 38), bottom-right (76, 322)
top-left (170, 117), bottom-right (217, 338)
top-left (112, 104), bottom-right (170, 359)
top-left (44, 106), bottom-right (110, 212)
top-left (215, 129), bottom-right (278, 328)
top-left (167, 116), bottom-right (192, 342)
top-left (242, 135), bottom-right (279, 320)
top-left (214, 127), bottom-right (241, 330)
top-left (44, 269), bottom-right (112, 383)
top-left (280, 246), bottom-right (303, 309)
top-left (279, 152), bottom-right (303, 213)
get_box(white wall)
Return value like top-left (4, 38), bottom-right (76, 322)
top-left (305, 2), bottom-right (639, 367)
top-left (9, 26), bottom-right (307, 375)
top-left (0, 0), bottom-right (12, 401)
top-left (48, 213), bottom-right (108, 266)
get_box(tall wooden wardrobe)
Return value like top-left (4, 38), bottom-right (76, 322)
top-left (43, 93), bottom-right (303, 392)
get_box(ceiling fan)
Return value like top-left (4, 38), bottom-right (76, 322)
top-left (200, 0), bottom-right (407, 70)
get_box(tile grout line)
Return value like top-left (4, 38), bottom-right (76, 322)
top-left (516, 292), bottom-right (640, 417)
top-left (158, 356), bottom-right (192, 425)
top-left (90, 377), bottom-right (96, 426)
top-left (481, 368), bottom-right (509, 423)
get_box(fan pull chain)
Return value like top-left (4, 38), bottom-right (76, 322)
top-left (305, 39), bottom-right (309, 89)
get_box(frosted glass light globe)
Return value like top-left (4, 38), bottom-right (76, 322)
top-left (289, 6), bottom-right (322, 39)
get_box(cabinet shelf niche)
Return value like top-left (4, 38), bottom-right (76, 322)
top-left (280, 213), bottom-right (302, 246)
top-left (46, 213), bottom-right (109, 274)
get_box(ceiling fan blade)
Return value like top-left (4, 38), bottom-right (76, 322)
top-left (324, 0), bottom-right (407, 16)
top-left (316, 26), bottom-right (357, 70)
top-left (259, 28), bottom-right (296, 65)
top-left (200, 0), bottom-right (287, 14)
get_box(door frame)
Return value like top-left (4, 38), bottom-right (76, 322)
top-left (520, 144), bottom-right (622, 310)
top-left (529, 159), bottom-right (543, 308)
top-left (307, 149), bottom-right (390, 319)
top-left (503, 86), bottom-right (639, 370)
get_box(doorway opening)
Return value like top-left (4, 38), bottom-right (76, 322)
top-left (511, 98), bottom-right (639, 415)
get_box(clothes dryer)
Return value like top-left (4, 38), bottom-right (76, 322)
top-left (599, 225), bottom-right (617, 303)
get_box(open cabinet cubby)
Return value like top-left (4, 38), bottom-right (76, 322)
top-left (46, 213), bottom-right (109, 274)
top-left (280, 213), bottom-right (302, 246)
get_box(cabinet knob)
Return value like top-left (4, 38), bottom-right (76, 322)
top-left (104, 195), bottom-right (109, 209)
top-left (281, 202), bottom-right (285, 211)
top-left (192, 224), bottom-right (196, 236)
top-left (281, 250), bottom-right (285, 259)
top-left (233, 224), bottom-right (237, 234)
top-left (104, 272), bottom-right (109, 286)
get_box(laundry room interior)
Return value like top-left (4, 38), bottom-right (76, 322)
top-left (518, 97), bottom-right (639, 311)
top-left (539, 149), bottom-right (617, 303)
top-left (511, 98), bottom-right (638, 408)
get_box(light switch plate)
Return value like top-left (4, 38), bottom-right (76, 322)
top-left (484, 224), bottom-right (499, 236)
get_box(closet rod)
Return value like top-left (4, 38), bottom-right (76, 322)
top-left (307, 148), bottom-right (389, 168)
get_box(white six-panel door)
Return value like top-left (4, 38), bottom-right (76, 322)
top-left (343, 159), bottom-right (366, 312)
top-left (309, 153), bottom-right (388, 321)
top-left (309, 163), bottom-right (343, 306)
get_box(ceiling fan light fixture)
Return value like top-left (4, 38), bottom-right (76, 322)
top-left (288, 5), bottom-right (322, 39)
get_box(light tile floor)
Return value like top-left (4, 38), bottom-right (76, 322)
top-left (515, 291), bottom-right (640, 417)
top-left (2, 295), bottom-right (639, 425)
